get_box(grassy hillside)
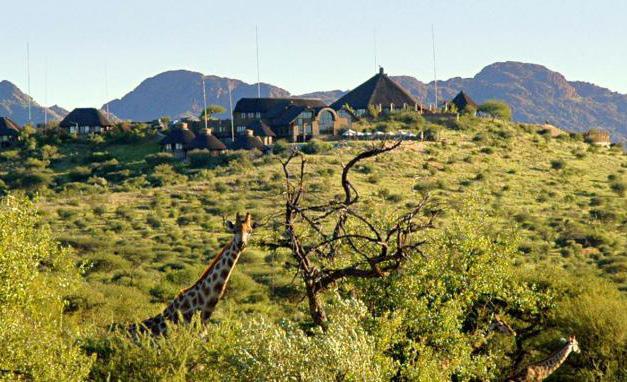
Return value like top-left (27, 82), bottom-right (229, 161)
top-left (1, 116), bottom-right (625, 380)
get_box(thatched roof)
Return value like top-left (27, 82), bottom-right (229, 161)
top-left (232, 130), bottom-right (267, 151)
top-left (59, 108), bottom-right (112, 127)
top-left (330, 68), bottom-right (416, 110)
top-left (160, 124), bottom-right (196, 146)
top-left (190, 129), bottom-right (227, 151)
top-left (0, 117), bottom-right (21, 136)
top-left (450, 91), bottom-right (477, 111)
top-left (247, 119), bottom-right (276, 137)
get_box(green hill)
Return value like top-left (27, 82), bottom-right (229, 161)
top-left (1, 116), bottom-right (625, 380)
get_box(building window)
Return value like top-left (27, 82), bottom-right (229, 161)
top-left (165, 144), bottom-right (172, 151)
top-left (175, 143), bottom-right (183, 150)
top-left (248, 112), bottom-right (254, 118)
top-left (255, 112), bottom-right (261, 118)
top-left (318, 110), bottom-right (334, 134)
top-left (237, 126), bottom-right (246, 132)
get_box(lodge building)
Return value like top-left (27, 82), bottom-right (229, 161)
top-left (60, 108), bottom-right (113, 135)
top-left (224, 98), bottom-right (348, 142)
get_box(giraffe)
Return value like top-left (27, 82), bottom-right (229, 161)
top-left (128, 212), bottom-right (255, 336)
top-left (489, 313), bottom-right (517, 336)
top-left (508, 335), bottom-right (580, 382)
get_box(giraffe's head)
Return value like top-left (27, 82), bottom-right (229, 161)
top-left (568, 335), bottom-right (581, 353)
top-left (226, 212), bottom-right (255, 245)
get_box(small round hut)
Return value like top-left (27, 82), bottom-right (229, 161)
top-left (160, 122), bottom-right (196, 159)
top-left (190, 128), bottom-right (227, 156)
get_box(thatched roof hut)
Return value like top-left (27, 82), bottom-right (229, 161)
top-left (160, 123), bottom-right (196, 147)
top-left (232, 129), bottom-right (267, 151)
top-left (59, 108), bottom-right (112, 128)
top-left (330, 67), bottom-right (417, 112)
top-left (190, 128), bottom-right (226, 152)
top-left (450, 91), bottom-right (477, 112)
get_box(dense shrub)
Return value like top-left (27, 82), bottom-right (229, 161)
top-left (301, 139), bottom-right (332, 155)
top-left (145, 152), bottom-right (176, 167)
top-left (0, 196), bottom-right (94, 380)
top-left (271, 139), bottom-right (290, 155)
top-left (610, 181), bottom-right (625, 196)
top-left (356, 203), bottom-right (550, 381)
top-left (187, 149), bottom-right (215, 168)
top-left (88, 299), bottom-right (394, 381)
top-left (551, 159), bottom-right (567, 170)
top-left (150, 164), bottom-right (187, 186)
top-left (68, 166), bottom-right (92, 182)
top-left (478, 100), bottom-right (513, 120)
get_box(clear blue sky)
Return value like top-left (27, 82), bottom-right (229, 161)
top-left (2, 0), bottom-right (626, 109)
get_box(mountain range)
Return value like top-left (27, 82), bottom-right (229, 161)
top-left (1, 62), bottom-right (625, 140)
top-left (0, 80), bottom-right (68, 125)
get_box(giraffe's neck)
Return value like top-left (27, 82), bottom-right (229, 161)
top-left (530, 343), bottom-right (573, 378)
top-left (136, 237), bottom-right (245, 335)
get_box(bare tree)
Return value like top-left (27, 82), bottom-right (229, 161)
top-left (267, 141), bottom-right (437, 326)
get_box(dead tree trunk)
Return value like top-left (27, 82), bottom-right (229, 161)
top-left (266, 141), bottom-right (437, 326)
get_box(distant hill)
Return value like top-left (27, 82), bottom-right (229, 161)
top-left (307, 62), bottom-right (627, 140)
top-left (102, 70), bottom-right (290, 121)
top-left (0, 80), bottom-right (67, 125)
top-left (412, 62), bottom-right (627, 140)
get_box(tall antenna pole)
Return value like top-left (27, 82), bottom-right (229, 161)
top-left (202, 76), bottom-right (208, 130)
top-left (431, 24), bottom-right (438, 110)
top-left (373, 28), bottom-right (378, 73)
top-left (255, 25), bottom-right (261, 98)
top-left (228, 82), bottom-right (234, 142)
top-left (26, 42), bottom-right (32, 124)
top-left (44, 57), bottom-right (48, 127)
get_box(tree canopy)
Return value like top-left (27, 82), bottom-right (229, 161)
top-left (199, 104), bottom-right (226, 120)
top-left (478, 100), bottom-right (513, 120)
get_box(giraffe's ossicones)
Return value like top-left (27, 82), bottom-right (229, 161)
top-left (128, 212), bottom-right (255, 336)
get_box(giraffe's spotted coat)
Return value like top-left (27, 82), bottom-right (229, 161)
top-left (129, 213), bottom-right (254, 336)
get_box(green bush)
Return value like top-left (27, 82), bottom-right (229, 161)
top-left (356, 201), bottom-right (551, 381)
top-left (301, 139), bottom-right (332, 155)
top-left (145, 152), bottom-right (176, 167)
top-left (187, 149), bottom-right (215, 168)
top-left (478, 100), bottom-right (513, 120)
top-left (272, 139), bottom-right (290, 155)
top-left (610, 181), bottom-right (625, 196)
top-left (88, 299), bottom-right (394, 381)
top-left (68, 166), bottom-right (92, 182)
top-left (0, 195), bottom-right (94, 380)
top-left (551, 159), bottom-right (567, 170)
top-left (150, 164), bottom-right (187, 186)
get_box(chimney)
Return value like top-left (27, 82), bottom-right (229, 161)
top-left (379, 67), bottom-right (384, 75)
top-left (245, 129), bottom-right (254, 137)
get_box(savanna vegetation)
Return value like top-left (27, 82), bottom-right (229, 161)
top-left (0, 113), bottom-right (625, 381)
